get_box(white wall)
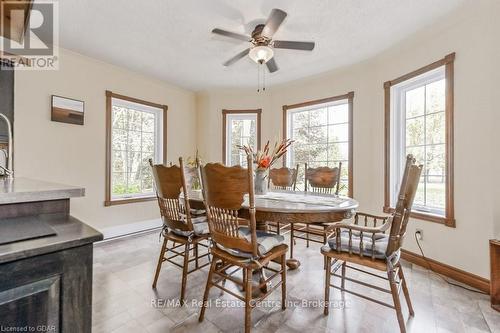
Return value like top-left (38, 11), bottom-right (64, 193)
top-left (14, 48), bottom-right (197, 231)
top-left (196, 1), bottom-right (498, 278)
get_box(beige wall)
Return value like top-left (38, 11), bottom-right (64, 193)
top-left (196, 1), bottom-right (498, 278)
top-left (11, 1), bottom-right (497, 277)
top-left (14, 49), bottom-right (197, 230)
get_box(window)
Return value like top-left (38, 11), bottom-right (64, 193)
top-left (222, 109), bottom-right (261, 166)
top-left (384, 53), bottom-right (455, 226)
top-left (105, 91), bottom-right (167, 206)
top-left (283, 93), bottom-right (354, 196)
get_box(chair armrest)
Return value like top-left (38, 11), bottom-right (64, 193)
top-left (324, 212), bottom-right (393, 260)
top-left (355, 212), bottom-right (392, 231)
top-left (325, 214), bottom-right (392, 235)
top-left (355, 212), bottom-right (391, 221)
top-left (326, 222), bottom-right (387, 234)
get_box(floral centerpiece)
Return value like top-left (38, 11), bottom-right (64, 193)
top-left (238, 139), bottom-right (293, 194)
top-left (185, 150), bottom-right (202, 190)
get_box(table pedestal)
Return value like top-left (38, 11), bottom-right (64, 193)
top-left (286, 258), bottom-right (301, 270)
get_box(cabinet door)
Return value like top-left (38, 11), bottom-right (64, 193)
top-left (0, 276), bottom-right (60, 331)
top-left (0, 244), bottom-right (93, 333)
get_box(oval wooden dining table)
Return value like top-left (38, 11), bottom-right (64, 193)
top-left (186, 189), bottom-right (359, 269)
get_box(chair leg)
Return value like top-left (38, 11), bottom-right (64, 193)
top-left (324, 256), bottom-right (332, 315)
top-left (388, 268), bottom-right (406, 333)
top-left (398, 265), bottom-right (415, 316)
top-left (180, 243), bottom-right (190, 305)
top-left (244, 267), bottom-right (253, 333)
top-left (199, 256), bottom-right (217, 322)
top-left (341, 261), bottom-right (346, 289)
top-left (242, 267), bottom-right (247, 292)
top-left (194, 243), bottom-right (199, 269)
top-left (290, 227), bottom-right (294, 259)
top-left (306, 225), bottom-right (310, 248)
top-left (152, 237), bottom-right (168, 288)
top-left (281, 254), bottom-right (287, 310)
top-left (277, 222), bottom-right (281, 235)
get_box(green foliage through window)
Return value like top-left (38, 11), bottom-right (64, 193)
top-left (287, 101), bottom-right (350, 195)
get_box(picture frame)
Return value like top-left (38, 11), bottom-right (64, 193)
top-left (51, 95), bottom-right (85, 125)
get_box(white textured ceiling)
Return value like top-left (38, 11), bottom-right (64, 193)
top-left (57, 0), bottom-right (465, 91)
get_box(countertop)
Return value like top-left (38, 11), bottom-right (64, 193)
top-left (0, 177), bottom-right (85, 204)
top-left (0, 213), bottom-right (103, 264)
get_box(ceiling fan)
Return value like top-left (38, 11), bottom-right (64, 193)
top-left (212, 8), bottom-right (315, 73)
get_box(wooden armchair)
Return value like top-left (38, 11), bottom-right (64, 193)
top-left (322, 155), bottom-right (423, 333)
top-left (267, 165), bottom-right (299, 235)
top-left (150, 158), bottom-right (210, 305)
top-left (290, 163), bottom-right (342, 257)
top-left (198, 155), bottom-right (288, 333)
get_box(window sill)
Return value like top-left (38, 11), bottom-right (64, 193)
top-left (105, 196), bottom-right (156, 206)
top-left (383, 206), bottom-right (455, 227)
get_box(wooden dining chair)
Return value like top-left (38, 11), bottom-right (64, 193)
top-left (267, 165), bottom-right (299, 235)
top-left (150, 157), bottom-right (210, 305)
top-left (322, 155), bottom-right (422, 333)
top-left (198, 155), bottom-right (288, 333)
top-left (290, 163), bottom-right (342, 259)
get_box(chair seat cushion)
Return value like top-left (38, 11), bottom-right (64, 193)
top-left (352, 230), bottom-right (387, 240)
top-left (179, 212), bottom-right (206, 224)
top-left (171, 215), bottom-right (209, 237)
top-left (190, 208), bottom-right (206, 216)
top-left (217, 227), bottom-right (285, 258)
top-left (327, 230), bottom-right (389, 259)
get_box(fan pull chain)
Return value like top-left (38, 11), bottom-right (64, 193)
top-left (257, 64), bottom-right (260, 92)
top-left (257, 63), bottom-right (266, 93)
top-left (263, 64), bottom-right (266, 91)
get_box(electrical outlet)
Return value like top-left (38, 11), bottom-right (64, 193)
top-left (415, 229), bottom-right (423, 241)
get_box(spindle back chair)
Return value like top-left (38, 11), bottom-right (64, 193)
top-left (322, 155), bottom-right (423, 333)
top-left (290, 162), bottom-right (342, 259)
top-left (268, 165), bottom-right (299, 191)
top-left (267, 165), bottom-right (299, 235)
top-left (150, 157), bottom-right (210, 305)
top-left (305, 163), bottom-right (342, 195)
top-left (198, 155), bottom-right (288, 333)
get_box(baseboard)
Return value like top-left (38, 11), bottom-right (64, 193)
top-left (401, 249), bottom-right (490, 293)
top-left (99, 218), bottom-right (162, 240)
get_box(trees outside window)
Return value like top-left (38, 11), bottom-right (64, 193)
top-left (223, 109), bottom-right (261, 166)
top-left (384, 53), bottom-right (455, 226)
top-left (284, 93), bottom-right (353, 196)
top-left (105, 91), bottom-right (166, 206)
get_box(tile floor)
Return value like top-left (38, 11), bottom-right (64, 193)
top-left (92, 231), bottom-right (499, 333)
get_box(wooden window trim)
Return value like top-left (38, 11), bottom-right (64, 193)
top-left (282, 92), bottom-right (354, 198)
top-left (222, 109), bottom-right (262, 165)
top-left (383, 53), bottom-right (455, 227)
top-left (105, 90), bottom-right (168, 206)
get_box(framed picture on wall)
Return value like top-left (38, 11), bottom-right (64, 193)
top-left (51, 95), bottom-right (85, 125)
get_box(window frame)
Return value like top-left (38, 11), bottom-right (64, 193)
top-left (282, 92), bottom-right (354, 197)
top-left (222, 109), bottom-right (262, 165)
top-left (105, 90), bottom-right (168, 206)
top-left (383, 53), bottom-right (455, 227)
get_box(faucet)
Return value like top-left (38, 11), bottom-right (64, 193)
top-left (0, 113), bottom-right (13, 177)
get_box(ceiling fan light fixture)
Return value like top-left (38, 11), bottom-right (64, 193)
top-left (249, 45), bottom-right (274, 64)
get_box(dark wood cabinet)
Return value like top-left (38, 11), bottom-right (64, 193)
top-left (0, 197), bottom-right (102, 332)
top-left (0, 244), bottom-right (94, 331)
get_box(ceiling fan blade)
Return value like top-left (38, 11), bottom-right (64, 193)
top-left (223, 48), bottom-right (250, 66)
top-left (262, 9), bottom-right (287, 37)
top-left (273, 40), bottom-right (315, 51)
top-left (212, 28), bottom-right (251, 42)
top-left (266, 57), bottom-right (278, 73)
